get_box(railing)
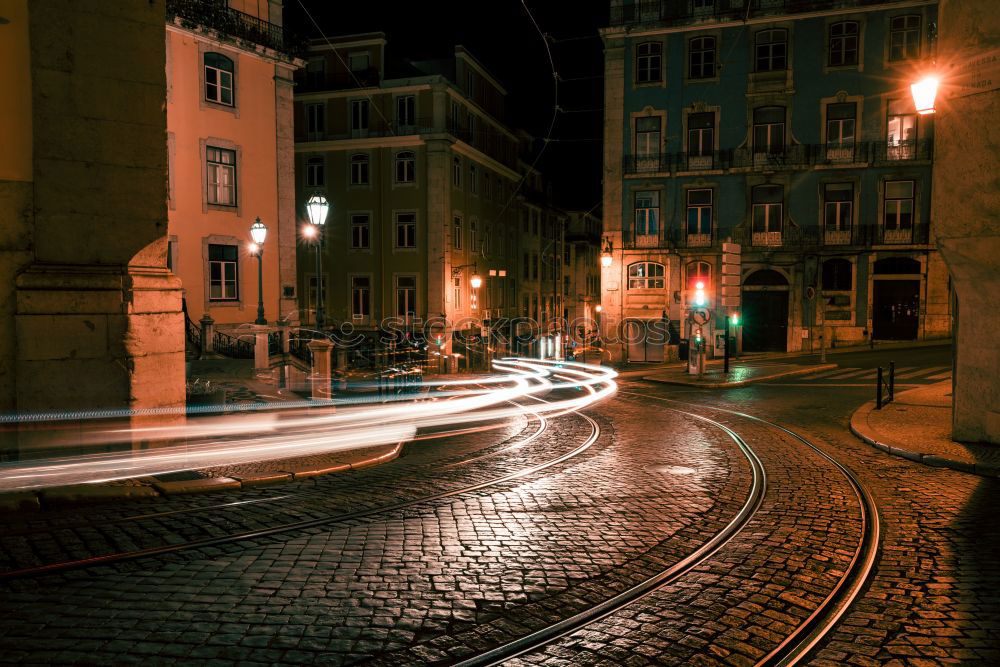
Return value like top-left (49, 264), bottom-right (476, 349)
top-left (184, 314), bottom-right (201, 348)
top-left (610, 0), bottom-right (917, 28)
top-left (288, 337), bottom-right (313, 365)
top-left (213, 330), bottom-right (254, 359)
top-left (267, 331), bottom-right (283, 357)
top-left (687, 233), bottom-right (713, 247)
top-left (166, 0), bottom-right (299, 55)
top-left (622, 139), bottom-right (933, 175)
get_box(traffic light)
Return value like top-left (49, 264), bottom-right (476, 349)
top-left (694, 327), bottom-right (703, 345)
top-left (730, 312), bottom-right (740, 326)
top-left (694, 281), bottom-right (707, 307)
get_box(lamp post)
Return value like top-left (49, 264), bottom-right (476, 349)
top-left (305, 193), bottom-right (330, 329)
top-left (249, 218), bottom-right (267, 325)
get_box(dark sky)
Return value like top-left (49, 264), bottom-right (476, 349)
top-left (286, 0), bottom-right (608, 214)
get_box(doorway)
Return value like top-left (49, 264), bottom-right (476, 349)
top-left (873, 280), bottom-right (920, 340)
top-left (741, 269), bottom-right (789, 352)
top-left (624, 319), bottom-right (667, 362)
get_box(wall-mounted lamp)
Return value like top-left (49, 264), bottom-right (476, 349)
top-left (600, 238), bottom-right (613, 268)
top-left (911, 75), bottom-right (940, 114)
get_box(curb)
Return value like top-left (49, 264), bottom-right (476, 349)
top-left (643, 363), bottom-right (838, 389)
top-left (849, 402), bottom-right (1000, 478)
top-left (0, 442), bottom-right (405, 514)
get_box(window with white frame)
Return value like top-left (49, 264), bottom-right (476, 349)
top-left (829, 21), bottom-right (859, 66)
top-left (396, 275), bottom-right (417, 318)
top-left (306, 156), bottom-right (324, 187)
top-left (635, 42), bottom-right (662, 83)
top-left (627, 262), bottom-right (665, 289)
top-left (826, 102), bottom-right (856, 148)
top-left (453, 276), bottom-right (462, 308)
top-left (208, 244), bottom-right (238, 300)
top-left (883, 180), bottom-right (914, 232)
top-left (824, 183), bottom-right (854, 234)
top-left (350, 153), bottom-right (369, 185)
top-left (688, 112), bottom-right (714, 157)
top-left (395, 151), bottom-right (415, 183)
top-left (887, 98), bottom-right (917, 158)
top-left (634, 191), bottom-right (659, 238)
top-left (396, 95), bottom-right (415, 129)
top-left (753, 106), bottom-right (785, 155)
top-left (351, 214), bottom-right (370, 249)
top-left (206, 146), bottom-right (236, 206)
top-left (755, 29), bottom-right (787, 72)
top-left (453, 216), bottom-right (462, 249)
top-left (453, 157), bottom-right (462, 187)
top-left (635, 116), bottom-right (661, 166)
top-left (889, 15), bottom-right (920, 61)
top-left (306, 103), bottom-right (325, 137)
top-left (689, 36), bottom-right (716, 79)
top-left (352, 276), bottom-right (371, 317)
top-left (686, 189), bottom-right (713, 237)
top-left (204, 52), bottom-right (234, 105)
top-left (351, 99), bottom-right (369, 133)
top-left (752, 184), bottom-right (783, 241)
top-left (395, 212), bottom-right (416, 248)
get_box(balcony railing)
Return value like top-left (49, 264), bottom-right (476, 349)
top-left (687, 233), bottom-right (713, 247)
top-left (610, 0), bottom-right (917, 28)
top-left (882, 227), bottom-right (914, 244)
top-left (622, 139), bottom-right (932, 175)
top-left (166, 0), bottom-right (299, 55)
top-left (824, 229), bottom-right (853, 245)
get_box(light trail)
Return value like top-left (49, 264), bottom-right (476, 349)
top-left (0, 359), bottom-right (616, 491)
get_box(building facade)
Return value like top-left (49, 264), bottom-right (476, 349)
top-left (564, 210), bottom-right (604, 351)
top-left (166, 0), bottom-right (301, 329)
top-left (293, 36), bottom-right (524, 360)
top-left (600, 0), bottom-right (950, 362)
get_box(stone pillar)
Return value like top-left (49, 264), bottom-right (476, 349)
top-left (307, 339), bottom-right (334, 402)
top-left (254, 326), bottom-right (270, 372)
top-left (600, 35), bottom-right (626, 362)
top-left (199, 315), bottom-right (215, 357)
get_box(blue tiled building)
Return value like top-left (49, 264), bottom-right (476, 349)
top-left (599, 0), bottom-right (951, 361)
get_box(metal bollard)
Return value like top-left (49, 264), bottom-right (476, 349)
top-left (876, 366), bottom-right (884, 410)
top-left (889, 361), bottom-right (895, 402)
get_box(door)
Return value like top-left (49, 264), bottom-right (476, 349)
top-left (625, 319), bottom-right (666, 362)
top-left (873, 280), bottom-right (920, 340)
top-left (741, 290), bottom-right (789, 352)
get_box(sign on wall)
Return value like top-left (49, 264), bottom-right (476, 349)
top-left (950, 48), bottom-right (1000, 97)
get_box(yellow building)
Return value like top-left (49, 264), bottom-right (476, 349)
top-left (165, 0), bottom-right (302, 330)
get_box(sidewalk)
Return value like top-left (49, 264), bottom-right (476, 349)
top-left (850, 380), bottom-right (1000, 477)
top-left (643, 361), bottom-right (838, 388)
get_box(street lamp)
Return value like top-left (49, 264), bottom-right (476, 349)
top-left (470, 273), bottom-right (483, 290)
top-left (600, 238), bottom-right (613, 268)
top-left (305, 193), bottom-right (330, 328)
top-left (911, 75), bottom-right (940, 115)
top-left (249, 217), bottom-right (267, 325)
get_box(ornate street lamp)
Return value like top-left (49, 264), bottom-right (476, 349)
top-left (600, 238), bottom-right (613, 268)
top-left (911, 75), bottom-right (940, 115)
top-left (249, 217), bottom-right (267, 325)
top-left (470, 273), bottom-right (483, 290)
top-left (305, 193), bottom-right (330, 328)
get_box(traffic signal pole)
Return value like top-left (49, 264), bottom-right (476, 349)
top-left (724, 315), bottom-right (730, 374)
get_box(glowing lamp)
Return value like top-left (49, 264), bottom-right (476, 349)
top-left (731, 312), bottom-right (740, 326)
top-left (249, 217), bottom-right (267, 245)
top-left (302, 224), bottom-right (317, 239)
top-left (248, 242), bottom-right (259, 255)
top-left (306, 192), bottom-right (330, 227)
top-left (470, 274), bottom-right (483, 289)
top-left (600, 252), bottom-right (613, 268)
top-left (911, 76), bottom-right (939, 115)
top-left (595, 304), bottom-right (603, 313)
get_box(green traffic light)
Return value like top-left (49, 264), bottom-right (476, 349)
top-left (731, 314), bottom-right (740, 325)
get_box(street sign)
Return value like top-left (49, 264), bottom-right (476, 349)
top-left (951, 49), bottom-right (1000, 97)
top-left (689, 308), bottom-right (710, 325)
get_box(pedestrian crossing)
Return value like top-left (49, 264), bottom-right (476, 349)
top-left (773, 365), bottom-right (951, 385)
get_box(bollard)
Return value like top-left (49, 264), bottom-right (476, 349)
top-left (876, 366), bottom-right (884, 410)
top-left (889, 361), bottom-right (895, 402)
top-left (199, 315), bottom-right (215, 358)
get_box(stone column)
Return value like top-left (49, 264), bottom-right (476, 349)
top-left (307, 339), bottom-right (334, 402)
top-left (200, 315), bottom-right (215, 357)
top-left (254, 326), bottom-right (270, 373)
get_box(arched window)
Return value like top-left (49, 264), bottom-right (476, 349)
top-left (350, 154), bottom-right (369, 185)
top-left (822, 258), bottom-right (852, 291)
top-left (743, 269), bottom-right (788, 286)
top-left (395, 151), bottom-right (415, 183)
top-left (687, 261), bottom-right (711, 290)
top-left (627, 262), bottom-right (665, 289)
top-left (306, 156), bottom-right (324, 187)
top-left (204, 52), bottom-right (234, 105)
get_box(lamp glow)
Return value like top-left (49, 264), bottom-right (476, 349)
top-left (911, 76), bottom-right (939, 115)
top-left (595, 304), bottom-right (603, 313)
top-left (306, 193), bottom-right (330, 227)
top-left (470, 274), bottom-right (483, 289)
top-left (248, 242), bottom-right (259, 254)
top-left (249, 218), bottom-right (267, 244)
top-left (302, 224), bottom-right (316, 239)
top-left (600, 253), bottom-right (613, 268)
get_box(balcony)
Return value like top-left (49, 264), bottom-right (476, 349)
top-left (883, 227), bottom-right (914, 244)
top-left (872, 139), bottom-right (934, 163)
top-left (166, 0), bottom-right (298, 55)
top-left (298, 116), bottom-right (440, 142)
top-left (824, 229), bottom-right (852, 245)
top-left (609, 0), bottom-right (919, 28)
top-left (687, 233), bottom-right (712, 247)
top-left (296, 68), bottom-right (381, 93)
top-left (752, 231), bottom-right (783, 247)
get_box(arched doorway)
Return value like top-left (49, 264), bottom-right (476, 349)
top-left (741, 269), bottom-right (789, 352)
top-left (872, 257), bottom-right (921, 340)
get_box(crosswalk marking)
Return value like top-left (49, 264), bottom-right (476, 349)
top-left (794, 364), bottom-right (952, 384)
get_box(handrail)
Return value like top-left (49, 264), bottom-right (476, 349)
top-left (213, 330), bottom-right (254, 359)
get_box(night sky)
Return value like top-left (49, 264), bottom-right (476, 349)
top-left (286, 0), bottom-right (608, 214)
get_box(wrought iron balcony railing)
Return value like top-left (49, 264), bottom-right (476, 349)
top-left (610, 0), bottom-right (918, 28)
top-left (167, 0), bottom-right (299, 55)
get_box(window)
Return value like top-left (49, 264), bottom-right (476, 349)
top-left (453, 277), bottom-right (462, 308)
top-left (208, 244), bottom-right (238, 300)
top-left (635, 116), bottom-right (661, 169)
top-left (688, 112), bottom-right (714, 157)
top-left (686, 189), bottom-right (713, 237)
top-left (351, 99), bottom-right (369, 133)
top-left (468, 114), bottom-right (478, 144)
top-left (348, 52), bottom-right (370, 72)
top-left (752, 184), bottom-right (783, 244)
top-left (396, 95), bottom-right (415, 129)
top-left (450, 101), bottom-right (461, 130)
top-left (829, 21), bottom-right (859, 66)
top-left (627, 262), bottom-right (665, 289)
top-left (352, 276), bottom-right (371, 318)
top-left (453, 216), bottom-right (462, 249)
top-left (689, 36), bottom-right (716, 79)
top-left (306, 103), bottom-right (325, 137)
top-left (826, 103), bottom-right (856, 149)
top-left (889, 15), bottom-right (920, 61)
top-left (887, 98), bottom-right (917, 159)
top-left (453, 157), bottom-right (462, 187)
top-left (305, 57), bottom-right (325, 88)
top-left (204, 52), bottom-right (234, 105)
top-left (634, 191), bottom-right (659, 238)
top-left (686, 261), bottom-right (711, 290)
top-left (306, 156), bottom-right (324, 187)
top-left (469, 164), bottom-right (478, 194)
top-left (351, 214), bottom-right (370, 249)
top-left (753, 106), bottom-right (785, 155)
top-left (824, 183), bottom-right (853, 242)
top-left (350, 153), bottom-right (369, 185)
top-left (636, 42), bottom-right (662, 83)
top-left (883, 180), bottom-right (914, 233)
top-left (395, 212), bottom-right (416, 248)
top-left (466, 70), bottom-right (475, 97)
top-left (755, 29), bottom-right (787, 72)
top-left (206, 146), bottom-right (236, 206)
top-left (822, 259), bottom-right (852, 291)
top-left (396, 276), bottom-right (417, 318)
top-left (470, 219), bottom-right (478, 252)
top-left (395, 151), bottom-right (415, 183)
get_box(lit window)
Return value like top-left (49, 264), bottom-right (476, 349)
top-left (627, 262), bottom-right (665, 289)
top-left (204, 52), bottom-right (234, 105)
